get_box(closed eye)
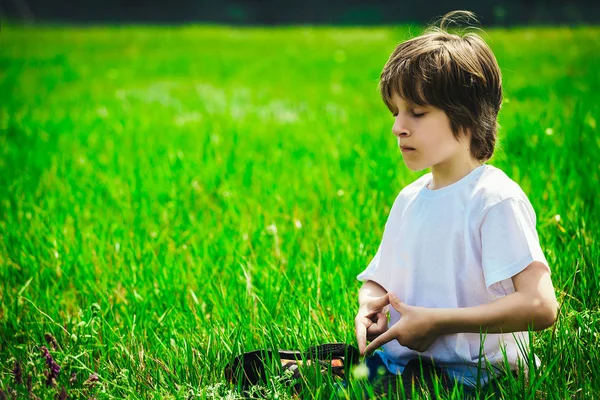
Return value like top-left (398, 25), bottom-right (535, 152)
top-left (392, 112), bottom-right (426, 118)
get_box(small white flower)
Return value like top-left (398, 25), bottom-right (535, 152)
top-left (554, 214), bottom-right (561, 222)
top-left (115, 242), bottom-right (120, 253)
top-left (352, 362), bottom-right (369, 380)
top-left (294, 219), bottom-right (302, 229)
top-left (545, 128), bottom-right (554, 135)
top-left (337, 189), bottom-right (345, 196)
top-left (266, 224), bottom-right (278, 234)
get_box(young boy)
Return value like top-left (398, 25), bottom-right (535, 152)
top-left (353, 10), bottom-right (558, 397)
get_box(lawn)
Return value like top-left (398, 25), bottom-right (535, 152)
top-left (0, 23), bottom-right (599, 398)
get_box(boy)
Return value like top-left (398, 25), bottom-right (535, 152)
top-left (353, 10), bottom-right (558, 398)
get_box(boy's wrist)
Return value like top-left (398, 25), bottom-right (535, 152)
top-left (429, 307), bottom-right (475, 336)
top-left (430, 308), bottom-right (449, 336)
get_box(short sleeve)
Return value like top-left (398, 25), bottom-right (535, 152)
top-left (356, 244), bottom-right (384, 283)
top-left (355, 202), bottom-right (401, 290)
top-left (355, 179), bottom-right (425, 289)
top-left (480, 197), bottom-right (550, 296)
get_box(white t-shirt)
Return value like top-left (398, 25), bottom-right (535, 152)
top-left (356, 164), bottom-right (550, 387)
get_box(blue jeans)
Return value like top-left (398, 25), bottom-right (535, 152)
top-left (335, 351), bottom-right (495, 399)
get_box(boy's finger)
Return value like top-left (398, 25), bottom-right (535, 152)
top-left (364, 329), bottom-right (394, 357)
top-left (375, 312), bottom-right (387, 331)
top-left (389, 293), bottom-right (408, 313)
top-left (366, 313), bottom-right (388, 340)
top-left (366, 313), bottom-right (386, 333)
top-left (355, 318), bottom-right (368, 355)
top-left (369, 293), bottom-right (390, 310)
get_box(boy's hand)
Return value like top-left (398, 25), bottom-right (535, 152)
top-left (355, 293), bottom-right (390, 356)
top-left (364, 293), bottom-right (440, 356)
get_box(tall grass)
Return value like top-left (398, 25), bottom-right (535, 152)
top-left (0, 24), bottom-right (599, 398)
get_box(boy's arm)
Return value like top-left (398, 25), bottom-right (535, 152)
top-left (359, 280), bottom-right (388, 305)
top-left (356, 280), bottom-right (389, 355)
top-left (434, 261), bottom-right (558, 334)
top-left (363, 261), bottom-right (557, 355)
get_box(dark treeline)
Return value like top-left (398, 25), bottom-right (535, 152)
top-left (2, 0), bottom-right (599, 25)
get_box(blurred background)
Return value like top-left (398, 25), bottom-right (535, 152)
top-left (2, 0), bottom-right (600, 25)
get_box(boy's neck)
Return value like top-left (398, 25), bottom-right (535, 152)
top-left (428, 156), bottom-right (483, 190)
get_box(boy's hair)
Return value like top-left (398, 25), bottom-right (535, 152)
top-left (380, 10), bottom-right (502, 162)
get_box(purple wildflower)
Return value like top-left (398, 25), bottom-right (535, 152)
top-left (45, 372), bottom-right (56, 388)
top-left (56, 386), bottom-right (68, 400)
top-left (83, 373), bottom-right (99, 387)
top-left (41, 346), bottom-right (60, 387)
top-left (44, 333), bottom-right (59, 350)
top-left (13, 360), bottom-right (23, 385)
top-left (0, 389), bottom-right (6, 400)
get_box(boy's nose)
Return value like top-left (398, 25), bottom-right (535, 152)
top-left (392, 120), bottom-right (410, 137)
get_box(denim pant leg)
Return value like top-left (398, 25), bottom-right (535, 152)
top-left (366, 351), bottom-right (395, 382)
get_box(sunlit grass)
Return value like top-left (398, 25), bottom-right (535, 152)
top-left (0, 24), bottom-right (599, 398)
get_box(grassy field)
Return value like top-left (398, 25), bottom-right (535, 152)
top-left (0, 23), bottom-right (599, 399)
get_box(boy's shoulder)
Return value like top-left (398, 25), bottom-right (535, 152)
top-left (472, 165), bottom-right (531, 208)
top-left (398, 172), bottom-right (432, 197)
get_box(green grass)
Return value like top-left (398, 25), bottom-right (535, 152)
top-left (0, 23), bottom-right (599, 399)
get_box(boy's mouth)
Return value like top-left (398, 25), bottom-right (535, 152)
top-left (400, 145), bottom-right (416, 151)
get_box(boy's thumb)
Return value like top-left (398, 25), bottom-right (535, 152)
top-left (389, 293), bottom-right (406, 312)
top-left (372, 293), bottom-right (391, 309)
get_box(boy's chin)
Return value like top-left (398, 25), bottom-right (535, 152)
top-left (402, 162), bottom-right (428, 172)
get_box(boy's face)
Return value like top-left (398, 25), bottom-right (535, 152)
top-left (390, 92), bottom-right (470, 172)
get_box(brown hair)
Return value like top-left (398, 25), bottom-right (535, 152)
top-left (379, 10), bottom-right (502, 161)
